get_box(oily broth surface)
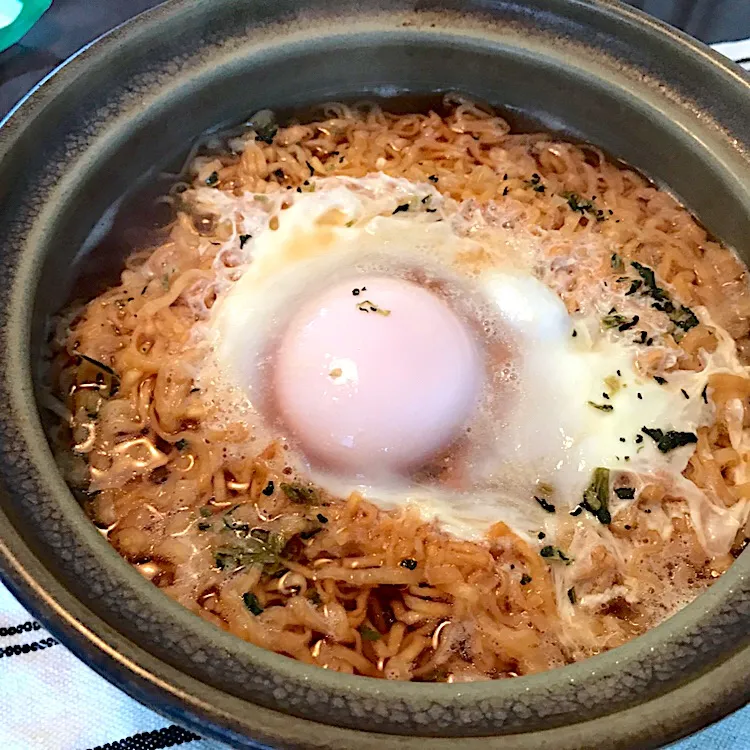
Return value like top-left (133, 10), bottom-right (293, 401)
top-left (45, 99), bottom-right (750, 682)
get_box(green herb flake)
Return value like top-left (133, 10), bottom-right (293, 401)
top-left (280, 482), bottom-right (319, 504)
top-left (617, 315), bottom-right (640, 332)
top-left (567, 587), bottom-right (577, 605)
top-left (562, 191), bottom-right (607, 221)
top-left (588, 401), bottom-right (614, 412)
top-left (213, 551), bottom-right (239, 572)
top-left (197, 521), bottom-right (211, 532)
top-left (582, 467), bottom-right (611, 524)
top-left (630, 261), bottom-right (699, 336)
top-left (520, 573), bottom-right (532, 585)
top-left (223, 514), bottom-right (250, 535)
top-left (540, 545), bottom-right (573, 564)
top-left (641, 427), bottom-right (698, 453)
top-left (625, 279), bottom-right (643, 296)
top-left (602, 312), bottom-right (639, 332)
top-left (359, 626), bottom-right (382, 641)
top-left (356, 299), bottom-right (391, 316)
top-left (205, 171), bottom-right (219, 187)
top-left (602, 313), bottom-right (628, 329)
top-left (631, 261), bottom-right (659, 293)
top-left (239, 234), bottom-right (251, 248)
top-left (214, 530), bottom-right (286, 573)
top-left (392, 203), bottom-right (410, 214)
top-left (254, 121), bottom-right (278, 145)
top-left (242, 592), bottom-right (264, 615)
top-left (614, 487), bottom-right (636, 500)
top-left (400, 558), bottom-right (418, 570)
top-left (564, 191), bottom-right (593, 214)
top-left (670, 305), bottom-right (700, 333)
top-left (611, 253), bottom-right (624, 272)
top-left (199, 506), bottom-right (213, 518)
top-left (534, 496), bottom-right (556, 513)
top-left (175, 438), bottom-right (188, 451)
top-left (526, 173), bottom-right (546, 192)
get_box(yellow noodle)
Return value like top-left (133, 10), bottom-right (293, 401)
top-left (49, 100), bottom-right (750, 682)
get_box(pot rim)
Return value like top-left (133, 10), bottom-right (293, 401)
top-left (1, 1), bottom-right (749, 747)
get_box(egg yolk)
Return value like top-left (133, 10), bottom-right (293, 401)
top-left (273, 276), bottom-right (482, 477)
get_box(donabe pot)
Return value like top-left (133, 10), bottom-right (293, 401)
top-left (0, 1), bottom-right (749, 748)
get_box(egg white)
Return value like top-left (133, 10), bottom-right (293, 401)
top-left (191, 174), bottom-right (745, 546)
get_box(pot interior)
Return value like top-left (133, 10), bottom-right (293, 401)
top-left (1, 1), bottom-right (750, 747)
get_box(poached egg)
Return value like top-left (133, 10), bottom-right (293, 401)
top-left (198, 174), bottom-right (733, 541)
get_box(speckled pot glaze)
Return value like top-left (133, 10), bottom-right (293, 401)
top-left (0, 1), bottom-right (749, 747)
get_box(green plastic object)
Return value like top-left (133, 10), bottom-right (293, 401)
top-left (0, 0), bottom-right (51, 53)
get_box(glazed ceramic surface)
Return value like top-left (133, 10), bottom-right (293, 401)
top-left (0, 1), bottom-right (749, 747)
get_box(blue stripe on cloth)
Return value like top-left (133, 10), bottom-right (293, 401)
top-left (85, 726), bottom-right (201, 750)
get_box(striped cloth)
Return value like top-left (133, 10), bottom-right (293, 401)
top-left (1, 38), bottom-right (748, 750)
top-left (712, 38), bottom-right (750, 69)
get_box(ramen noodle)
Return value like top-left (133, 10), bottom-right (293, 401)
top-left (46, 99), bottom-right (750, 682)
